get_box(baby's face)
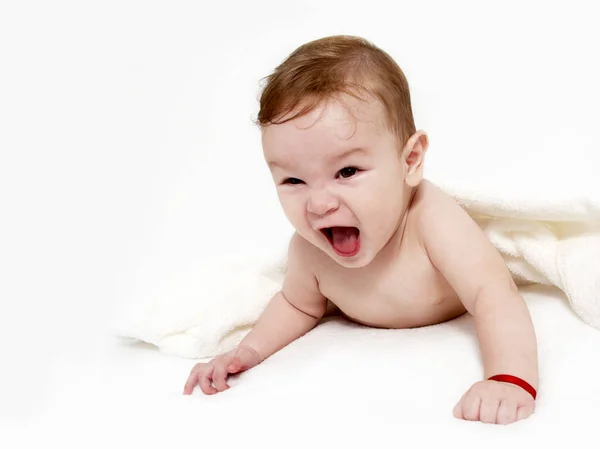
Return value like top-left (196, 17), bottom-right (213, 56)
top-left (262, 95), bottom-right (409, 268)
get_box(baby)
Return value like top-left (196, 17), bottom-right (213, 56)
top-left (183, 35), bottom-right (539, 425)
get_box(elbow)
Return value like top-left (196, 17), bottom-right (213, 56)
top-left (280, 290), bottom-right (325, 321)
top-left (471, 277), bottom-right (520, 315)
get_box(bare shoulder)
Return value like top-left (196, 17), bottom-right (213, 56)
top-left (283, 232), bottom-right (328, 318)
top-left (287, 231), bottom-right (322, 272)
top-left (410, 180), bottom-right (467, 235)
top-left (411, 179), bottom-right (514, 314)
top-left (412, 179), bottom-right (483, 255)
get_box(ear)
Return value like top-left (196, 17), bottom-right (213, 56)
top-left (400, 130), bottom-right (429, 187)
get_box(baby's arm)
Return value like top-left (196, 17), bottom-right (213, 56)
top-left (418, 187), bottom-right (538, 425)
top-left (183, 232), bottom-right (327, 394)
top-left (239, 232), bottom-right (327, 359)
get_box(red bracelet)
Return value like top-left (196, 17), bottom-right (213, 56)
top-left (488, 374), bottom-right (537, 400)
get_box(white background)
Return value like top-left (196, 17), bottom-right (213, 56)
top-left (1, 0), bottom-right (599, 445)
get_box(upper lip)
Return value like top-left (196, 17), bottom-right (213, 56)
top-left (315, 225), bottom-right (360, 241)
top-left (313, 224), bottom-right (356, 231)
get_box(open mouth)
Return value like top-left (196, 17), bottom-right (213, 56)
top-left (320, 226), bottom-right (361, 257)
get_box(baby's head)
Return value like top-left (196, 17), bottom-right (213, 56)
top-left (257, 35), bottom-right (429, 268)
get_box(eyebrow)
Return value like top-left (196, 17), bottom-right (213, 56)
top-left (331, 146), bottom-right (367, 161)
top-left (267, 147), bottom-right (367, 169)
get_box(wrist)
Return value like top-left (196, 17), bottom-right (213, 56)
top-left (237, 343), bottom-right (265, 364)
top-left (488, 374), bottom-right (537, 400)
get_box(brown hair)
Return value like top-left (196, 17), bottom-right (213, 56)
top-left (256, 35), bottom-right (416, 146)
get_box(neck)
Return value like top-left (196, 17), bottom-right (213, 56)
top-left (369, 184), bottom-right (418, 267)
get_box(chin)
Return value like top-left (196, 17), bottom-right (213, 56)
top-left (332, 255), bottom-right (371, 269)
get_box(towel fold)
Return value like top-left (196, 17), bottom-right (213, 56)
top-left (114, 176), bottom-right (600, 359)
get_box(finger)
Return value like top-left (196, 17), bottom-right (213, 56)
top-left (516, 403), bottom-right (535, 421)
top-left (452, 388), bottom-right (471, 420)
top-left (462, 395), bottom-right (482, 421)
top-left (452, 400), bottom-right (463, 419)
top-left (479, 398), bottom-right (500, 424)
top-left (211, 361), bottom-right (230, 392)
top-left (496, 400), bottom-right (518, 425)
top-left (199, 365), bottom-right (218, 395)
top-left (183, 370), bottom-right (200, 395)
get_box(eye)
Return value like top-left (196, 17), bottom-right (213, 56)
top-left (337, 167), bottom-right (359, 179)
top-left (282, 177), bottom-right (304, 185)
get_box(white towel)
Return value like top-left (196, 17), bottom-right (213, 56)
top-left (113, 176), bottom-right (600, 360)
top-left (437, 177), bottom-right (600, 328)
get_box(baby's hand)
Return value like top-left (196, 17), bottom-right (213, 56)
top-left (183, 345), bottom-right (263, 395)
top-left (452, 380), bottom-right (535, 425)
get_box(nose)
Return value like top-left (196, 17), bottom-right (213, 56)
top-left (307, 188), bottom-right (340, 216)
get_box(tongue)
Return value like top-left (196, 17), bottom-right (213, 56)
top-left (331, 227), bottom-right (359, 254)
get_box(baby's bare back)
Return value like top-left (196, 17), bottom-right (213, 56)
top-left (314, 182), bottom-right (467, 328)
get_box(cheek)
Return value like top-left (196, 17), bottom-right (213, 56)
top-left (354, 177), bottom-right (403, 226)
top-left (278, 193), bottom-right (306, 225)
